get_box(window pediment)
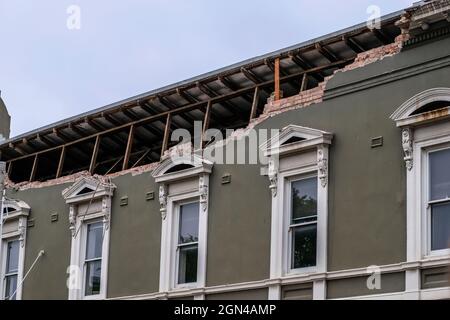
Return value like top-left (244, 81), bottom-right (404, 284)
top-left (260, 125), bottom-right (333, 157)
top-left (62, 176), bottom-right (116, 204)
top-left (391, 88), bottom-right (450, 127)
top-left (152, 155), bottom-right (213, 184)
top-left (1, 199), bottom-right (30, 221)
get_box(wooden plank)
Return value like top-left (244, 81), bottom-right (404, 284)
top-left (7, 161), bottom-right (12, 177)
top-left (122, 125), bottom-right (135, 171)
top-left (249, 87), bottom-right (260, 121)
top-left (106, 156), bottom-right (124, 175)
top-left (89, 136), bottom-right (101, 174)
top-left (161, 114), bottom-right (172, 158)
top-left (274, 58), bottom-right (280, 101)
top-left (131, 148), bottom-right (152, 168)
top-left (300, 73), bottom-right (308, 92)
top-left (29, 155), bottom-right (39, 182)
top-left (56, 146), bottom-right (66, 178)
top-left (202, 101), bottom-right (212, 148)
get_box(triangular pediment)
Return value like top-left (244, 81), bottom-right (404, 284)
top-left (260, 125), bottom-right (332, 156)
top-left (62, 176), bottom-right (116, 203)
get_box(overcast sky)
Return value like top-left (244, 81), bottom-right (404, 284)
top-left (0, 0), bottom-right (412, 137)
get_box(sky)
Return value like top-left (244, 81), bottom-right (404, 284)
top-left (0, 0), bottom-right (413, 137)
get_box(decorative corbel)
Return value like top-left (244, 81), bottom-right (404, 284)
top-left (159, 184), bottom-right (168, 220)
top-left (102, 197), bottom-right (111, 230)
top-left (402, 128), bottom-right (413, 171)
top-left (317, 146), bottom-right (328, 187)
top-left (18, 219), bottom-right (26, 248)
top-left (268, 158), bottom-right (278, 197)
top-left (199, 176), bottom-right (208, 212)
top-left (69, 205), bottom-right (76, 237)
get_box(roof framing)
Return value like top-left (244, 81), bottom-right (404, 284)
top-left (0, 10), bottom-right (403, 183)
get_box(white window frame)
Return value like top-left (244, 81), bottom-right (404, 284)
top-left (153, 154), bottom-right (212, 298)
top-left (0, 199), bottom-right (29, 301)
top-left (261, 125), bottom-right (332, 300)
top-left (285, 173), bottom-right (319, 275)
top-left (62, 177), bottom-right (115, 300)
top-left (80, 219), bottom-right (105, 298)
top-left (391, 87), bottom-right (450, 294)
top-left (171, 198), bottom-right (201, 290)
top-left (422, 144), bottom-right (450, 258)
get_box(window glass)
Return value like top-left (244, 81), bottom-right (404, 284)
top-left (430, 148), bottom-right (450, 201)
top-left (6, 240), bottom-right (19, 273)
top-left (4, 275), bottom-right (18, 300)
top-left (178, 202), bottom-right (199, 284)
top-left (178, 245), bottom-right (198, 284)
top-left (431, 202), bottom-right (450, 251)
top-left (85, 222), bottom-right (103, 296)
top-left (179, 202), bottom-right (199, 244)
top-left (291, 178), bottom-right (317, 223)
top-left (85, 260), bottom-right (102, 296)
top-left (86, 222), bottom-right (103, 260)
top-left (292, 224), bottom-right (317, 269)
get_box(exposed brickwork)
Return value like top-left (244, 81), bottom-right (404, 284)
top-left (340, 41), bottom-right (402, 73)
top-left (263, 82), bottom-right (327, 114)
top-left (262, 36), bottom-right (406, 116)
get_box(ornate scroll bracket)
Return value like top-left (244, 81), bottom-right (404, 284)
top-left (317, 146), bottom-right (328, 188)
top-left (268, 158), bottom-right (278, 198)
top-left (69, 205), bottom-right (76, 238)
top-left (18, 219), bottom-right (26, 248)
top-left (199, 176), bottom-right (208, 212)
top-left (159, 184), bottom-right (168, 220)
top-left (102, 197), bottom-right (111, 230)
top-left (402, 128), bottom-right (413, 171)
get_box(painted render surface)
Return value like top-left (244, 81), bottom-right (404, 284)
top-left (6, 36), bottom-right (450, 299)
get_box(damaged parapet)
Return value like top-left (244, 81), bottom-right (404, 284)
top-left (0, 162), bottom-right (5, 194)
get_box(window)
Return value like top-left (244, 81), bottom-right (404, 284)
top-left (153, 154), bottom-right (212, 296)
top-left (62, 176), bottom-right (115, 300)
top-left (428, 148), bottom-right (450, 252)
top-left (289, 177), bottom-right (317, 270)
top-left (3, 240), bottom-right (19, 300)
top-left (261, 125), bottom-right (332, 300)
top-left (177, 202), bottom-right (199, 284)
top-left (84, 222), bottom-right (103, 296)
top-left (0, 199), bottom-right (29, 300)
top-left (391, 88), bottom-right (450, 294)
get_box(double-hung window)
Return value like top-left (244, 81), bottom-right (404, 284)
top-left (3, 240), bottom-right (19, 300)
top-left (177, 201), bottom-right (199, 285)
top-left (0, 199), bottom-right (29, 300)
top-left (427, 147), bottom-right (450, 253)
top-left (84, 221), bottom-right (103, 296)
top-left (62, 176), bottom-right (115, 300)
top-left (153, 154), bottom-right (212, 296)
top-left (289, 177), bottom-right (317, 270)
top-left (262, 125), bottom-right (332, 300)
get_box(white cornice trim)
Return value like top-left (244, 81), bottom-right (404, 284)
top-left (152, 155), bottom-right (213, 183)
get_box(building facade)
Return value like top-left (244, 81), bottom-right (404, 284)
top-left (0, 1), bottom-right (449, 300)
top-left (0, 96), bottom-right (10, 142)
